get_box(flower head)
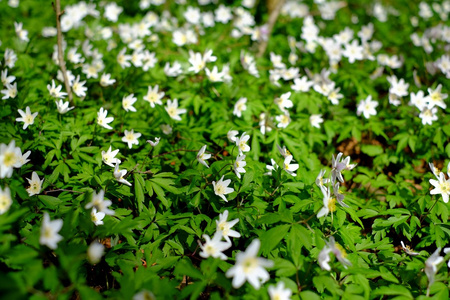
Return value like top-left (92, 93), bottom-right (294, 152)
top-left (39, 212), bottom-right (63, 249)
top-left (356, 95), bottom-right (378, 119)
top-left (199, 231), bottom-right (231, 260)
top-left (102, 146), bottom-right (120, 167)
top-left (283, 155), bottom-right (299, 177)
top-left (97, 107), bottom-right (114, 130)
top-left (0, 186), bottom-right (12, 215)
top-left (268, 281), bottom-right (292, 300)
top-left (143, 85), bottom-right (164, 108)
top-left (236, 132), bottom-right (251, 155)
top-left (212, 175), bottom-right (234, 202)
top-left (16, 106), bottom-right (38, 130)
top-left (91, 207), bottom-right (106, 226)
top-left (234, 155), bottom-right (247, 179)
top-left (165, 99), bottom-right (186, 121)
top-left (197, 145), bottom-right (211, 168)
top-left (87, 241), bottom-right (105, 264)
top-left (429, 172), bottom-right (450, 203)
top-left (233, 97), bottom-right (247, 117)
top-left (114, 163), bottom-right (132, 186)
top-left (26, 171), bottom-right (44, 196)
top-left (318, 236), bottom-right (351, 271)
top-left (425, 248), bottom-right (444, 293)
top-left (122, 129), bottom-right (141, 149)
top-left (122, 94), bottom-right (137, 112)
top-left (85, 190), bottom-right (114, 215)
top-left (216, 210), bottom-right (240, 243)
top-left (225, 239), bottom-right (274, 289)
top-left (55, 100), bottom-right (74, 114)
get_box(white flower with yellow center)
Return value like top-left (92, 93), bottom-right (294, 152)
top-left (97, 107), bottom-right (114, 130)
top-left (317, 186), bottom-right (337, 218)
top-left (39, 212), bottom-right (63, 250)
top-left (430, 172), bottom-right (450, 203)
top-left (0, 186), bottom-right (12, 215)
top-left (235, 132), bottom-right (250, 155)
top-left (268, 281), bottom-right (292, 300)
top-left (101, 146), bottom-right (120, 167)
top-left (144, 85), bottom-right (164, 108)
top-left (16, 106), bottom-right (38, 130)
top-left (216, 210), bottom-right (240, 243)
top-left (0, 140), bottom-right (22, 178)
top-left (233, 97), bottom-right (247, 117)
top-left (122, 129), bottom-right (141, 149)
top-left (91, 207), bottom-right (105, 226)
top-left (318, 236), bottom-right (352, 271)
top-left (199, 231), bottom-right (231, 260)
top-left (85, 190), bottom-right (114, 215)
top-left (197, 145), bottom-right (211, 168)
top-left (122, 94), bottom-right (137, 112)
top-left (212, 175), bottom-right (234, 202)
top-left (226, 239), bottom-right (274, 289)
top-left (283, 155), bottom-right (298, 177)
top-left (26, 171), bottom-right (44, 196)
top-left (165, 99), bottom-right (186, 121)
top-left (234, 155), bottom-right (247, 179)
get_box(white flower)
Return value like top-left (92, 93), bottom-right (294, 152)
top-left (426, 84), bottom-right (448, 109)
top-left (315, 169), bottom-right (330, 187)
top-left (184, 6), bottom-right (201, 25)
top-left (14, 22), bottom-right (29, 42)
top-left (102, 146), bottom-right (120, 167)
top-left (291, 76), bottom-right (314, 92)
top-left (227, 130), bottom-right (239, 143)
top-left (104, 2), bottom-right (123, 22)
top-left (72, 75), bottom-right (87, 98)
top-left (26, 171), bottom-right (44, 196)
top-left (400, 241), bottom-right (420, 256)
top-left (205, 66), bottom-right (224, 82)
top-left (356, 95), bottom-right (378, 119)
top-left (342, 40), bottom-right (363, 63)
top-left (122, 94), bottom-right (137, 112)
top-left (0, 186), bottom-right (12, 215)
top-left (318, 236), bottom-right (352, 270)
top-left (122, 129), bottom-right (141, 149)
top-left (283, 155), bottom-right (299, 177)
top-left (236, 132), bottom-right (250, 154)
top-left (161, 124), bottom-right (172, 135)
top-left (212, 175), bottom-right (234, 202)
top-left (164, 61), bottom-right (183, 77)
top-left (425, 248), bottom-right (444, 294)
top-left (233, 97), bottom-right (247, 117)
top-left (16, 106), bottom-right (38, 130)
top-left (274, 92), bottom-right (293, 111)
top-left (39, 212), bottom-right (63, 250)
top-left (419, 107), bottom-right (438, 125)
top-left (100, 73), bottom-right (116, 87)
top-left (97, 107), bottom-right (114, 130)
top-left (117, 48), bottom-right (131, 68)
top-left (429, 172), bottom-right (450, 203)
top-left (225, 239), bottom-right (274, 289)
top-left (85, 190), bottom-right (114, 215)
top-left (87, 241), bottom-right (105, 264)
top-left (276, 113), bottom-right (291, 129)
top-left (1, 82), bottom-right (17, 100)
top-left (1, 69), bottom-right (15, 86)
top-left (387, 75), bottom-right (409, 98)
top-left (310, 114), bottom-right (324, 128)
top-left (114, 163), bottom-right (132, 186)
top-left (410, 90), bottom-right (427, 110)
top-left (133, 290), bottom-right (156, 300)
top-left (216, 210), bottom-right (240, 243)
top-left (0, 140), bottom-right (22, 178)
top-left (143, 85), bottom-right (164, 108)
top-left (47, 80), bottom-right (67, 99)
top-left (317, 186), bottom-right (336, 218)
top-left (331, 152), bottom-right (356, 183)
top-left (234, 155), bottom-right (247, 179)
top-left (147, 137), bottom-right (160, 147)
top-left (91, 207), bottom-right (105, 226)
top-left (197, 145), bottom-right (211, 168)
top-left (55, 100), bottom-right (74, 114)
top-left (265, 158), bottom-right (279, 176)
top-left (199, 231), bottom-right (231, 260)
top-left (268, 281), bottom-right (292, 300)
top-left (165, 99), bottom-right (186, 121)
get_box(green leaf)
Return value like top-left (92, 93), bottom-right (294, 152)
top-left (134, 174), bottom-right (145, 212)
top-left (259, 224), bottom-right (290, 256)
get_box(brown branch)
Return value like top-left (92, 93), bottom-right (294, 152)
top-left (257, 0), bottom-right (286, 58)
top-left (53, 0), bottom-right (73, 102)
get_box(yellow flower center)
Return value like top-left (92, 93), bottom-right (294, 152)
top-left (328, 197), bottom-right (337, 213)
top-left (335, 243), bottom-right (347, 258)
top-left (242, 257), bottom-right (257, 273)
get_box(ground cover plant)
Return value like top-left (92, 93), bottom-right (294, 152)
top-left (0, 0), bottom-right (450, 298)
